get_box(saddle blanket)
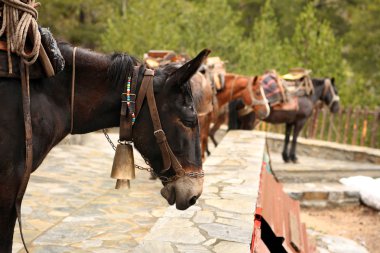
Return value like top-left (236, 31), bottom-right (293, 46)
top-left (261, 73), bottom-right (286, 105)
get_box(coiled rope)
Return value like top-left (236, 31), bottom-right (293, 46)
top-left (0, 1), bottom-right (41, 252)
top-left (0, 0), bottom-right (41, 73)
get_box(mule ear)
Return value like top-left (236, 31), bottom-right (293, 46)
top-left (253, 75), bottom-right (259, 84)
top-left (171, 49), bottom-right (211, 86)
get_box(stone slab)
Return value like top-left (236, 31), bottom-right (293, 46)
top-left (136, 130), bottom-right (265, 252)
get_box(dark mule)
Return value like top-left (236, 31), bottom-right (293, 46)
top-left (0, 42), bottom-right (209, 252)
top-left (208, 73), bottom-right (270, 147)
top-left (229, 78), bottom-right (340, 162)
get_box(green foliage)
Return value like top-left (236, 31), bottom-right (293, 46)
top-left (343, 0), bottom-right (380, 107)
top-left (291, 4), bottom-right (344, 78)
top-left (240, 0), bottom-right (289, 75)
top-left (33, 0), bottom-right (378, 108)
top-left (101, 0), bottom-right (243, 67)
top-left (38, 0), bottom-right (120, 48)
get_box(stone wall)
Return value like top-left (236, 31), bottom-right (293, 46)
top-left (262, 131), bottom-right (380, 164)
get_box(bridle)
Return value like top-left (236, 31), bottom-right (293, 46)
top-left (121, 66), bottom-right (204, 182)
top-left (322, 78), bottom-right (339, 109)
top-left (70, 50), bottom-right (203, 183)
top-left (246, 76), bottom-right (269, 107)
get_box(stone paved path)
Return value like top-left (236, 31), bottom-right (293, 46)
top-left (13, 130), bottom-right (265, 253)
top-left (13, 133), bottom-right (166, 253)
top-left (135, 131), bottom-right (265, 253)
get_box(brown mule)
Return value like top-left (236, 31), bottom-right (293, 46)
top-left (229, 77), bottom-right (340, 163)
top-left (0, 42), bottom-right (210, 252)
top-left (208, 73), bottom-right (270, 147)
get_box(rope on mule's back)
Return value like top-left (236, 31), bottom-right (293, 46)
top-left (0, 1), bottom-right (41, 252)
top-left (0, 0), bottom-right (41, 73)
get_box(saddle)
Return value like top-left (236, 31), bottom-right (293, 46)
top-left (260, 69), bottom-right (312, 112)
top-left (206, 56), bottom-right (226, 91)
top-left (281, 68), bottom-right (314, 97)
top-left (144, 50), bottom-right (188, 69)
top-left (0, 27), bottom-right (64, 79)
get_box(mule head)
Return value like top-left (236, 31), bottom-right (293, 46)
top-left (250, 76), bottom-right (270, 119)
top-left (316, 77), bottom-right (340, 113)
top-left (133, 49), bottom-right (210, 210)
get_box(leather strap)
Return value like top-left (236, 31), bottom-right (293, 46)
top-left (135, 69), bottom-right (151, 118)
top-left (70, 47), bottom-right (77, 134)
top-left (117, 67), bottom-right (197, 180)
top-left (15, 60), bottom-right (33, 253)
top-left (144, 70), bottom-right (182, 173)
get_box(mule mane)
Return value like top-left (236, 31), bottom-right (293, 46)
top-left (312, 78), bottom-right (327, 86)
top-left (108, 53), bottom-right (140, 88)
top-left (58, 42), bottom-right (140, 88)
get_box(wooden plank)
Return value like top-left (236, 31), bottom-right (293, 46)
top-left (351, 107), bottom-right (360, 146)
top-left (370, 109), bottom-right (379, 148)
top-left (311, 107), bottom-right (320, 139)
top-left (289, 211), bottom-right (302, 252)
top-left (335, 108), bottom-right (344, 143)
top-left (343, 107), bottom-right (352, 144)
top-left (360, 107), bottom-right (369, 146)
top-left (319, 108), bottom-right (327, 140)
top-left (327, 112), bottom-right (334, 142)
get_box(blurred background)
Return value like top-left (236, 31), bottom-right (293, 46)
top-left (37, 0), bottom-right (379, 109)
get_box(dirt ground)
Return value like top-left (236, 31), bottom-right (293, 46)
top-left (301, 205), bottom-right (380, 253)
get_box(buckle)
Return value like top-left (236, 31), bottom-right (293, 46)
top-left (154, 129), bottom-right (167, 143)
top-left (121, 93), bottom-right (136, 102)
top-left (144, 69), bottom-right (154, 76)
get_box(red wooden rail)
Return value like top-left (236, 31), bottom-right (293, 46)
top-left (258, 106), bottom-right (380, 149)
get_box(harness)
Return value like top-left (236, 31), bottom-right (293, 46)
top-left (246, 76), bottom-right (269, 107)
top-left (121, 66), bottom-right (205, 182)
top-left (70, 50), bottom-right (204, 183)
top-left (229, 75), bottom-right (268, 107)
top-left (322, 78), bottom-right (340, 109)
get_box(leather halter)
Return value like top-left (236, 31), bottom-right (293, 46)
top-left (322, 78), bottom-right (340, 109)
top-left (246, 76), bottom-right (268, 107)
top-left (228, 75), bottom-right (267, 107)
top-left (120, 66), bottom-right (204, 182)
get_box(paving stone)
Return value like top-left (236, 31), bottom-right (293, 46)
top-left (303, 192), bottom-right (329, 200)
top-left (213, 240), bottom-right (250, 253)
top-left (136, 131), bottom-right (264, 251)
top-left (164, 205), bottom-right (200, 218)
top-left (193, 211), bottom-right (215, 224)
top-left (144, 226), bottom-right (206, 244)
top-left (215, 217), bottom-right (251, 229)
top-left (134, 241), bottom-right (174, 253)
top-left (199, 223), bottom-right (251, 243)
top-left (203, 238), bottom-right (217, 246)
top-left (205, 198), bottom-right (254, 214)
top-left (175, 244), bottom-right (212, 253)
top-left (216, 212), bottom-right (252, 222)
top-left (318, 234), bottom-right (370, 253)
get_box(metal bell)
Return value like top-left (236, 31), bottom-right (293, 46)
top-left (111, 143), bottom-right (135, 189)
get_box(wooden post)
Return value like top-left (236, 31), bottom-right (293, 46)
top-left (319, 108), bottom-right (327, 140)
top-left (267, 123), bottom-right (272, 132)
top-left (327, 113), bottom-right (334, 142)
top-left (370, 108), bottom-right (379, 148)
top-left (335, 108), bottom-right (344, 143)
top-left (343, 107), bottom-right (352, 144)
top-left (310, 107), bottom-right (320, 139)
top-left (360, 107), bottom-right (369, 146)
top-left (261, 122), bottom-right (266, 132)
top-left (351, 107), bottom-right (360, 146)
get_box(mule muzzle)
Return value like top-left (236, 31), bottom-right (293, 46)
top-left (161, 173), bottom-right (204, 210)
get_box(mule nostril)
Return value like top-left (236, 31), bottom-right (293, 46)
top-left (189, 195), bottom-right (198, 206)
